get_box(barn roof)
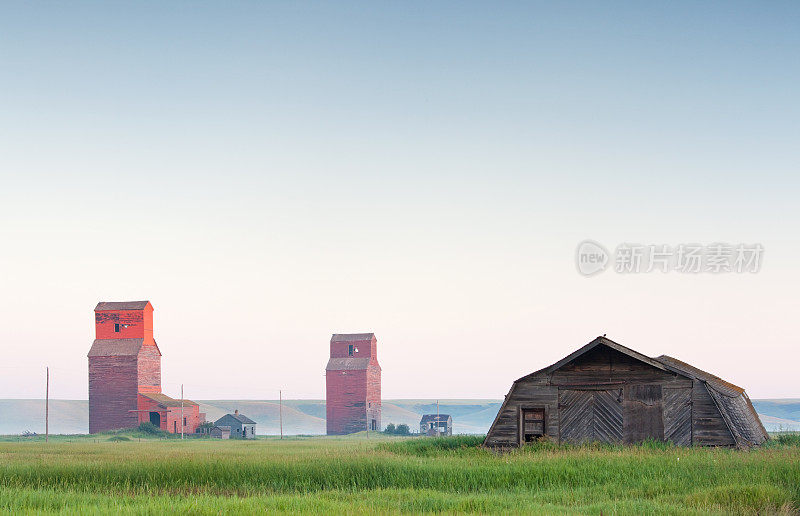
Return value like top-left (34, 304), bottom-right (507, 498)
top-left (326, 357), bottom-right (372, 371)
top-left (95, 301), bottom-right (152, 311)
top-left (216, 413), bottom-right (257, 425)
top-left (655, 355), bottom-right (743, 395)
top-left (139, 392), bottom-right (199, 407)
top-left (420, 414), bottom-right (451, 423)
top-left (331, 333), bottom-right (375, 342)
top-left (516, 336), bottom-right (670, 381)
top-left (88, 338), bottom-right (143, 356)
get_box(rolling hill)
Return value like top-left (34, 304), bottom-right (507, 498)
top-left (1, 398), bottom-right (797, 435)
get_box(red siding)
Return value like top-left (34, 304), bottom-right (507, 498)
top-left (326, 369), bottom-right (367, 434)
top-left (366, 365), bottom-right (381, 431)
top-left (326, 334), bottom-right (382, 435)
top-left (137, 395), bottom-right (166, 429)
top-left (330, 335), bottom-right (377, 359)
top-left (137, 394), bottom-right (204, 434)
top-left (89, 355), bottom-right (139, 433)
top-left (165, 405), bottom-right (203, 434)
top-left (137, 345), bottom-right (161, 393)
top-left (95, 306), bottom-right (153, 341)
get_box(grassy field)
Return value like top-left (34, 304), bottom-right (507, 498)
top-left (0, 433), bottom-right (799, 514)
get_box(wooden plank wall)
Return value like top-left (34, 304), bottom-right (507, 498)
top-left (559, 389), bottom-right (623, 444)
top-left (691, 380), bottom-right (735, 446)
top-left (663, 386), bottom-right (692, 446)
top-left (623, 384), bottom-right (664, 444)
top-left (485, 346), bottom-right (705, 448)
top-left (550, 347), bottom-right (684, 387)
top-left (484, 378), bottom-right (558, 448)
top-left (558, 389), bottom-right (593, 444)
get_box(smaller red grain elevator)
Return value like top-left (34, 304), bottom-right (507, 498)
top-left (325, 333), bottom-right (382, 435)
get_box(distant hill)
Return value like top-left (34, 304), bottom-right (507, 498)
top-left (1, 398), bottom-right (797, 435)
top-left (0, 400), bottom-right (88, 435)
top-left (751, 399), bottom-right (800, 431)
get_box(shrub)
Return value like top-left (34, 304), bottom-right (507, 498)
top-left (196, 422), bottom-right (215, 434)
top-left (382, 423), bottom-right (410, 435)
top-left (137, 422), bottom-right (165, 435)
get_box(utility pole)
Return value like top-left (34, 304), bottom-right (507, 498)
top-left (436, 399), bottom-right (440, 437)
top-left (45, 367), bottom-right (49, 443)
top-left (180, 384), bottom-right (184, 440)
top-left (279, 390), bottom-right (283, 440)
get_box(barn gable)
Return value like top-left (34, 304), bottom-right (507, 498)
top-left (517, 336), bottom-right (670, 381)
top-left (485, 336), bottom-right (765, 448)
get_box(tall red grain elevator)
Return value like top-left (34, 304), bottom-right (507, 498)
top-left (88, 301), bottom-right (203, 434)
top-left (325, 333), bottom-right (381, 435)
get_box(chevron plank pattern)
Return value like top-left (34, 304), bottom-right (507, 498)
top-left (663, 387), bottom-right (692, 446)
top-left (593, 389), bottom-right (623, 443)
top-left (559, 390), bottom-right (593, 444)
top-left (559, 389), bottom-right (623, 444)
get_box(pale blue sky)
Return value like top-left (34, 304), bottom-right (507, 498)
top-left (1, 2), bottom-right (798, 401)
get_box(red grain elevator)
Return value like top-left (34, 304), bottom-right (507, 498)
top-left (88, 301), bottom-right (203, 434)
top-left (325, 333), bottom-right (382, 435)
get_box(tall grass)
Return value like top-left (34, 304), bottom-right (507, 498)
top-left (377, 435), bottom-right (484, 455)
top-left (765, 433), bottom-right (800, 448)
top-left (0, 435), bottom-right (797, 514)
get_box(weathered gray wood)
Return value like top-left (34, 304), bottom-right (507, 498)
top-left (551, 346), bottom-right (686, 388)
top-left (663, 386), bottom-right (692, 446)
top-left (691, 381), bottom-right (735, 446)
top-left (559, 389), bottom-right (593, 444)
top-left (593, 389), bottom-right (623, 443)
top-left (558, 388), bottom-right (622, 444)
top-left (706, 387), bottom-right (768, 447)
top-left (623, 384), bottom-right (664, 443)
top-left (484, 384), bottom-right (559, 447)
top-left (485, 340), bottom-right (752, 449)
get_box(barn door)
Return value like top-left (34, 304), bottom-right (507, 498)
top-left (593, 389), bottom-right (624, 443)
top-left (623, 384), bottom-right (664, 444)
top-left (663, 387), bottom-right (691, 446)
top-left (559, 389), bottom-right (622, 444)
top-left (559, 390), bottom-right (592, 444)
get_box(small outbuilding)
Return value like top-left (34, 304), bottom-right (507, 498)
top-left (485, 336), bottom-right (768, 448)
top-left (210, 426), bottom-right (231, 439)
top-left (420, 414), bottom-right (453, 436)
top-left (215, 410), bottom-right (257, 439)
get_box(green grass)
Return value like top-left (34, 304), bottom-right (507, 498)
top-left (0, 434), bottom-right (798, 514)
top-left (377, 435), bottom-right (485, 455)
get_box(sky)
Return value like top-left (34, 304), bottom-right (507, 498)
top-left (0, 1), bottom-right (798, 401)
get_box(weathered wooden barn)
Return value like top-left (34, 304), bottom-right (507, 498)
top-left (326, 333), bottom-right (382, 434)
top-left (88, 301), bottom-right (204, 434)
top-left (485, 336), bottom-right (767, 448)
top-left (420, 414), bottom-right (453, 436)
